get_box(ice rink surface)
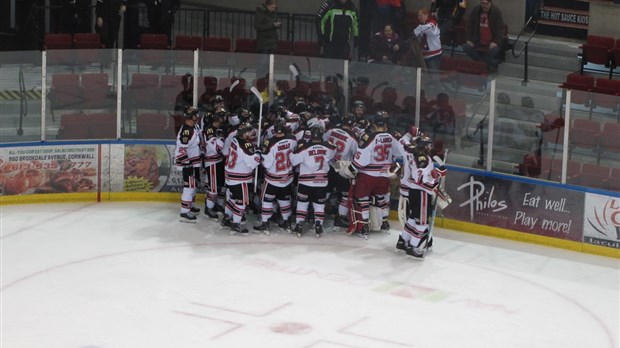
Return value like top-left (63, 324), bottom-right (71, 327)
top-left (1, 202), bottom-right (619, 348)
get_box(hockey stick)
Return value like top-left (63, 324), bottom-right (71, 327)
top-left (227, 79), bottom-right (240, 111)
top-left (250, 86), bottom-right (264, 193)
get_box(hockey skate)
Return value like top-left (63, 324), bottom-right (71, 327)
top-left (315, 222), bottom-right (323, 238)
top-left (333, 215), bottom-right (349, 228)
top-left (292, 223), bottom-right (303, 238)
top-left (253, 221), bottom-right (270, 236)
top-left (180, 212), bottom-right (197, 223)
top-left (395, 235), bottom-right (408, 253)
top-left (277, 220), bottom-right (291, 231)
top-left (380, 220), bottom-right (390, 231)
top-left (204, 208), bottom-right (219, 219)
top-left (355, 225), bottom-right (369, 240)
top-left (190, 207), bottom-right (201, 214)
top-left (221, 217), bottom-right (232, 228)
top-left (405, 245), bottom-right (425, 260)
top-left (230, 223), bottom-right (249, 236)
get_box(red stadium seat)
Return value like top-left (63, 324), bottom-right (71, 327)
top-left (608, 168), bottom-right (620, 192)
top-left (599, 122), bottom-right (620, 157)
top-left (580, 35), bottom-right (614, 78)
top-left (50, 74), bottom-right (82, 110)
top-left (73, 33), bottom-right (104, 49)
top-left (579, 163), bottom-right (611, 189)
top-left (275, 40), bottom-right (293, 55)
top-left (137, 113), bottom-right (175, 139)
top-left (292, 41), bottom-right (321, 57)
top-left (560, 73), bottom-right (594, 107)
top-left (81, 73), bottom-right (110, 109)
top-left (159, 75), bottom-right (184, 111)
top-left (57, 113), bottom-right (90, 139)
top-left (127, 74), bottom-right (160, 109)
top-left (88, 112), bottom-right (117, 139)
top-left (203, 37), bottom-right (232, 52)
top-left (138, 34), bottom-right (169, 50)
top-left (591, 78), bottom-right (620, 111)
top-left (174, 35), bottom-right (202, 50)
top-left (570, 118), bottom-right (600, 153)
top-left (234, 38), bottom-right (257, 53)
top-left (44, 33), bottom-right (72, 50)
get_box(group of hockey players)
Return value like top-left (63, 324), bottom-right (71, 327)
top-left (174, 96), bottom-right (447, 260)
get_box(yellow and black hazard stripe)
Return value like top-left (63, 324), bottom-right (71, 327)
top-left (0, 90), bottom-right (42, 101)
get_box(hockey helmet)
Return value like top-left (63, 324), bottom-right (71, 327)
top-left (310, 125), bottom-right (324, 141)
top-left (342, 113), bottom-right (356, 127)
top-left (294, 99), bottom-right (308, 114)
top-left (273, 117), bottom-right (287, 134)
top-left (236, 108), bottom-right (252, 122)
top-left (236, 122), bottom-right (254, 140)
top-left (183, 106), bottom-right (199, 119)
top-left (352, 100), bottom-right (366, 110)
top-left (373, 111), bottom-right (389, 127)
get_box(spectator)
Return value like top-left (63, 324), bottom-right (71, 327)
top-left (175, 73), bottom-right (193, 112)
top-left (63, 0), bottom-right (92, 34)
top-left (369, 23), bottom-right (405, 64)
top-left (373, 0), bottom-right (405, 35)
top-left (351, 77), bottom-right (375, 108)
top-left (255, 0), bottom-right (281, 79)
top-left (424, 92), bottom-right (455, 136)
top-left (462, 0), bottom-right (505, 72)
top-left (95, 0), bottom-right (126, 48)
top-left (146, 0), bottom-right (180, 46)
top-left (255, 0), bottom-right (281, 54)
top-left (413, 8), bottom-right (442, 72)
top-left (373, 86), bottom-right (402, 114)
top-left (431, 0), bottom-right (467, 39)
top-left (317, 0), bottom-right (359, 60)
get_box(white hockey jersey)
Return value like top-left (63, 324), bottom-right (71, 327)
top-left (352, 131), bottom-right (397, 177)
top-left (324, 127), bottom-right (358, 163)
top-left (222, 127), bottom-right (238, 157)
top-left (392, 133), bottom-right (415, 195)
top-left (406, 153), bottom-right (443, 195)
top-left (224, 137), bottom-right (260, 185)
top-left (413, 18), bottom-right (442, 59)
top-left (203, 126), bottom-right (225, 165)
top-left (174, 124), bottom-right (203, 169)
top-left (290, 141), bottom-right (336, 187)
top-left (261, 134), bottom-right (297, 187)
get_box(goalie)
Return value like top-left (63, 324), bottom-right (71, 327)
top-left (396, 136), bottom-right (447, 260)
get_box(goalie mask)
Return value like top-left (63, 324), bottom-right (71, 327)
top-left (413, 136), bottom-right (432, 154)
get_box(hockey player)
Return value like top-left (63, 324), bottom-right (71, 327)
top-left (174, 107), bottom-right (203, 222)
top-left (290, 125), bottom-right (336, 237)
top-left (394, 125), bottom-right (424, 221)
top-left (202, 109), bottom-right (227, 219)
top-left (342, 111), bottom-right (397, 238)
top-left (396, 136), bottom-right (446, 259)
top-left (324, 112), bottom-right (358, 227)
top-left (254, 118), bottom-right (298, 234)
top-left (222, 123), bottom-right (261, 234)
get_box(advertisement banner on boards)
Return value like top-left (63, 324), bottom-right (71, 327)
top-left (443, 171), bottom-right (584, 242)
top-left (582, 193), bottom-right (620, 249)
top-left (122, 144), bottom-right (200, 193)
top-left (0, 145), bottom-right (98, 196)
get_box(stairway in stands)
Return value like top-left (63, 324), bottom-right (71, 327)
top-left (499, 35), bottom-right (582, 84)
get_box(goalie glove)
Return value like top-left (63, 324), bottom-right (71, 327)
top-left (336, 160), bottom-right (357, 179)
